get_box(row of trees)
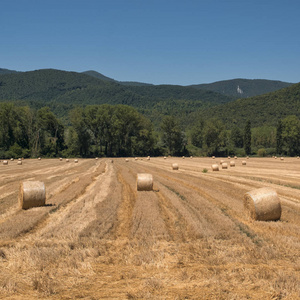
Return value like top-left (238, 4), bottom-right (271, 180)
top-left (0, 102), bottom-right (299, 158)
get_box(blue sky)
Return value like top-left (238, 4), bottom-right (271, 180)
top-left (1, 0), bottom-right (299, 85)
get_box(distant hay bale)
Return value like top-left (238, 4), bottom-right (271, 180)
top-left (125, 159), bottom-right (129, 162)
top-left (230, 161), bottom-right (235, 167)
top-left (219, 159), bottom-right (225, 165)
top-left (17, 161), bottom-right (22, 165)
top-left (212, 156), bottom-right (215, 159)
top-left (234, 156), bottom-right (237, 159)
top-left (297, 156), bottom-right (299, 159)
top-left (137, 173), bottom-right (153, 191)
top-left (164, 156), bottom-right (167, 160)
top-left (111, 159), bottom-right (114, 163)
top-left (280, 157), bottom-right (284, 161)
top-left (59, 158), bottom-right (63, 161)
top-left (172, 163), bottom-right (179, 170)
top-left (246, 156), bottom-right (249, 159)
top-left (135, 157), bottom-right (138, 161)
top-left (182, 156), bottom-right (185, 159)
top-left (10, 158), bottom-right (14, 161)
top-left (3, 160), bottom-right (8, 165)
top-left (18, 158), bottom-right (22, 161)
top-left (95, 157), bottom-right (99, 160)
top-left (74, 159), bottom-right (78, 163)
top-left (211, 164), bottom-right (219, 171)
top-left (19, 181), bottom-right (46, 210)
top-left (66, 159), bottom-right (69, 162)
top-left (274, 156), bottom-right (277, 159)
top-left (244, 187), bottom-right (281, 221)
top-left (242, 160), bottom-right (246, 165)
top-left (228, 156), bottom-right (231, 159)
top-left (147, 156), bottom-right (150, 160)
top-left (190, 156), bottom-right (193, 159)
top-left (38, 157), bottom-right (41, 160)
top-left (221, 163), bottom-right (228, 169)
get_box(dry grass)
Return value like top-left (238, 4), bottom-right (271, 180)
top-left (0, 157), bottom-right (300, 298)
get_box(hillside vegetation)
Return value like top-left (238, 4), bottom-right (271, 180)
top-left (191, 78), bottom-right (293, 98)
top-left (197, 82), bottom-right (300, 128)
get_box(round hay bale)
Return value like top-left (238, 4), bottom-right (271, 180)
top-left (66, 159), bottom-right (69, 162)
top-left (164, 156), bottom-right (167, 160)
top-left (111, 159), bottom-right (114, 163)
top-left (242, 160), bottom-right (246, 165)
top-left (219, 159), bottom-right (225, 165)
top-left (274, 156), bottom-right (277, 159)
top-left (125, 159), bottom-right (129, 162)
top-left (19, 181), bottom-right (46, 210)
top-left (182, 156), bottom-right (185, 159)
top-left (38, 157), bottom-right (41, 160)
top-left (74, 159), bottom-right (78, 163)
top-left (212, 156), bottom-right (215, 159)
top-left (10, 158), bottom-right (14, 161)
top-left (135, 157), bottom-right (138, 161)
top-left (297, 156), bottom-right (299, 159)
top-left (234, 156), bottom-right (237, 159)
top-left (3, 160), bottom-right (8, 165)
top-left (172, 163), bottom-right (179, 170)
top-left (228, 156), bottom-right (231, 159)
top-left (280, 157), bottom-right (284, 161)
top-left (17, 161), bottom-right (22, 165)
top-left (18, 158), bottom-right (22, 161)
top-left (246, 156), bottom-right (249, 159)
top-left (59, 158), bottom-right (63, 161)
top-left (95, 157), bottom-right (99, 160)
top-left (244, 187), bottom-right (281, 221)
top-left (137, 173), bottom-right (153, 191)
top-left (221, 163), bottom-right (228, 169)
top-left (211, 164), bottom-right (219, 171)
top-left (230, 161), bottom-right (235, 167)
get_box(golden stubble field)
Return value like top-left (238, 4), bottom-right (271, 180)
top-left (0, 156), bottom-right (300, 299)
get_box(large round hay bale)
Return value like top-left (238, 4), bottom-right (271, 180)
top-left (242, 160), bottom-right (246, 165)
top-left (3, 160), bottom-right (8, 165)
top-left (17, 161), bottom-right (22, 165)
top-left (19, 181), bottom-right (46, 210)
top-left (244, 187), bottom-right (281, 221)
top-left (172, 163), bottom-right (179, 170)
top-left (221, 163), bottom-right (228, 169)
top-left (219, 159), bottom-right (225, 165)
top-left (211, 164), bottom-right (219, 171)
top-left (230, 161), bottom-right (235, 167)
top-left (137, 173), bottom-right (153, 191)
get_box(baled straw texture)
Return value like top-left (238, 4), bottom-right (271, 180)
top-left (222, 163), bottom-right (228, 169)
top-left (66, 159), bottom-right (69, 162)
top-left (59, 158), bottom-right (63, 161)
top-left (74, 159), bottom-right (78, 163)
top-left (230, 161), bottom-right (235, 167)
top-left (243, 187), bottom-right (281, 221)
top-left (242, 161), bottom-right (246, 165)
top-left (212, 156), bottom-right (215, 159)
top-left (211, 164), bottom-right (219, 171)
top-left (17, 161), bottom-right (22, 165)
top-left (19, 181), bottom-right (46, 210)
top-left (137, 173), bottom-right (153, 191)
top-left (219, 159), bottom-right (225, 165)
top-left (3, 160), bottom-right (8, 165)
top-left (172, 163), bottom-right (179, 170)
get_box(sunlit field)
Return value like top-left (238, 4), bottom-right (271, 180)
top-left (0, 157), bottom-right (300, 299)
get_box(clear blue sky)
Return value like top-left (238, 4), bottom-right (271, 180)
top-left (1, 0), bottom-right (299, 85)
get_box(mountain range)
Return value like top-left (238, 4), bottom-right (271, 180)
top-left (0, 68), bottom-right (298, 128)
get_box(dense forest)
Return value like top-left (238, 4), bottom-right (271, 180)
top-left (0, 102), bottom-right (299, 159)
top-left (0, 68), bottom-right (299, 158)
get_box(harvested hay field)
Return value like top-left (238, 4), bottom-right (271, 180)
top-left (0, 157), bottom-right (300, 299)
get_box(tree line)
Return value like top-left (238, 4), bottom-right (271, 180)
top-left (0, 103), bottom-right (299, 158)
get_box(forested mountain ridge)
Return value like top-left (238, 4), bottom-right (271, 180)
top-left (190, 78), bottom-right (294, 98)
top-left (195, 82), bottom-right (300, 128)
top-left (0, 68), bottom-right (19, 75)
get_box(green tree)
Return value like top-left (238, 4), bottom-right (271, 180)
top-left (282, 115), bottom-right (300, 156)
top-left (244, 120), bottom-right (251, 155)
top-left (203, 118), bottom-right (225, 155)
top-left (191, 119), bottom-right (205, 148)
top-left (276, 119), bottom-right (283, 155)
top-left (161, 116), bottom-right (184, 155)
top-left (231, 126), bottom-right (243, 148)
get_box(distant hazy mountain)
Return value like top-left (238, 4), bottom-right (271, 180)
top-left (82, 70), bottom-right (153, 86)
top-left (0, 68), bottom-right (19, 75)
top-left (190, 78), bottom-right (294, 98)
